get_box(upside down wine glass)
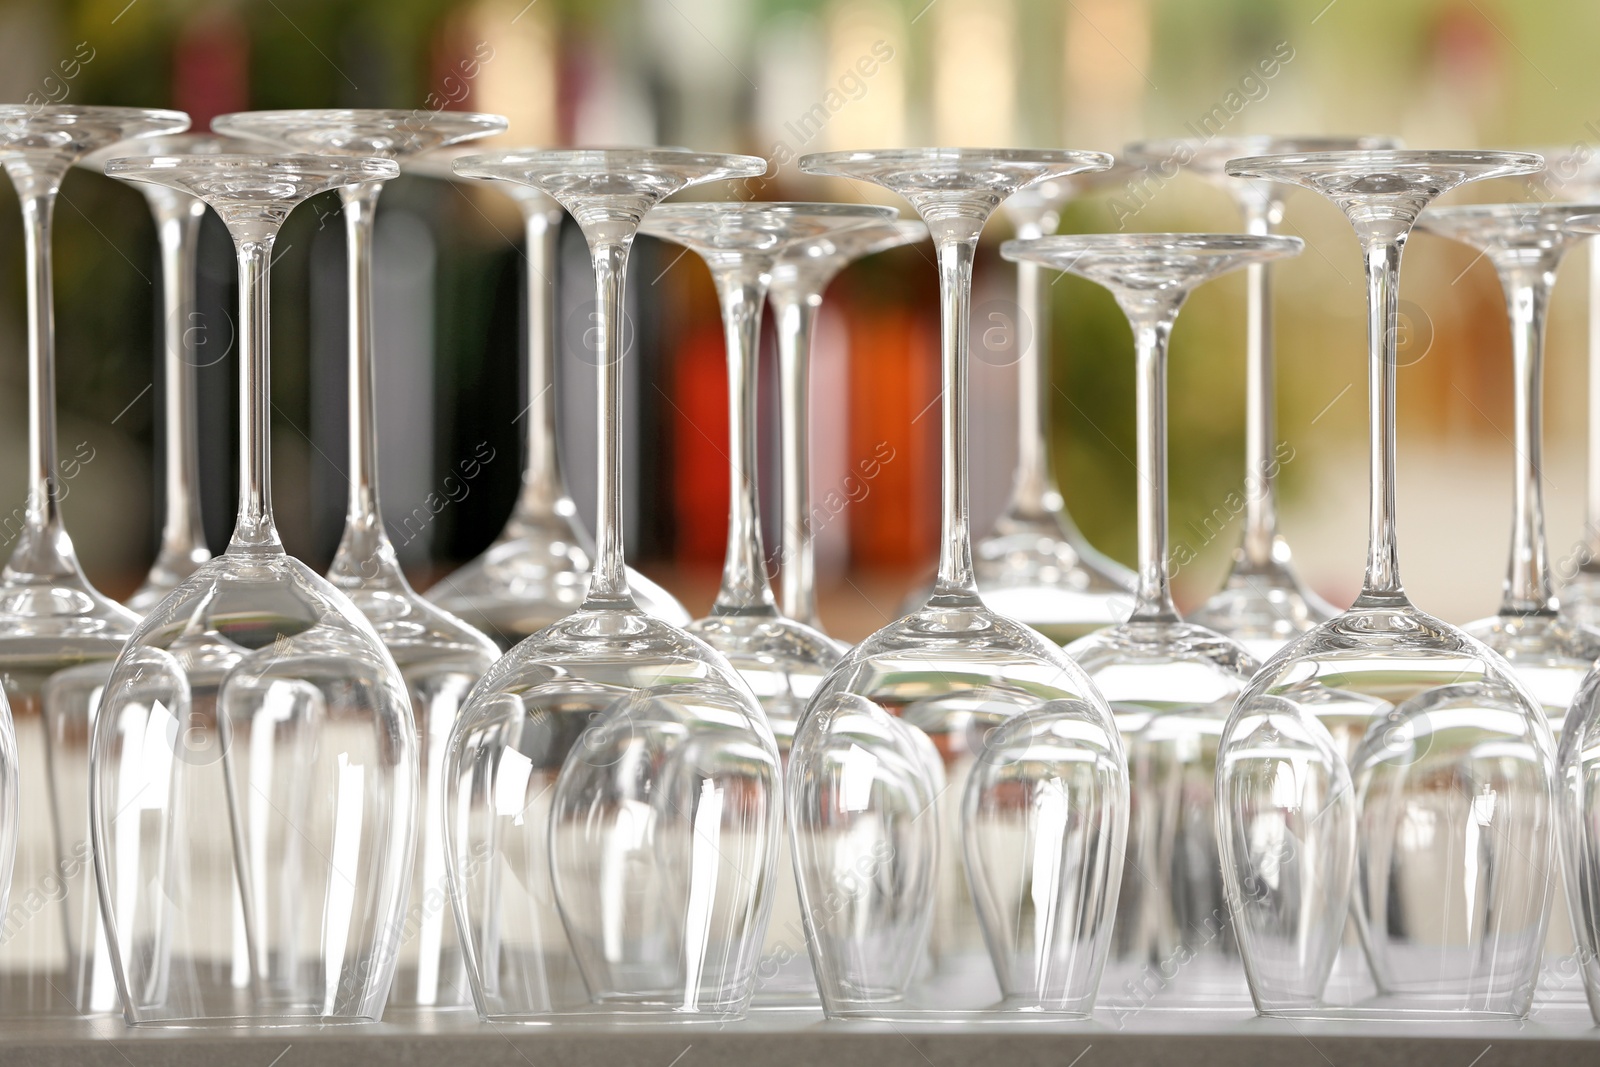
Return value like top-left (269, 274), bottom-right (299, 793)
top-left (85, 133), bottom-right (254, 611)
top-left (212, 109), bottom-right (506, 1011)
top-left (640, 201), bottom-right (897, 1004)
top-left (1216, 150), bottom-right (1555, 1020)
top-left (410, 146), bottom-right (692, 644)
top-left (92, 152), bottom-right (417, 1026)
top-left (1122, 137), bottom-right (1399, 658)
top-left (973, 165), bottom-right (1137, 644)
top-left (0, 104), bottom-right (187, 1017)
top-left (443, 149), bottom-right (780, 1022)
top-left (1005, 233), bottom-right (1302, 1014)
top-left (1416, 202), bottom-right (1600, 1015)
top-left (769, 218), bottom-right (928, 632)
top-left (791, 148), bottom-right (1127, 1020)
top-left (1551, 211), bottom-right (1600, 1028)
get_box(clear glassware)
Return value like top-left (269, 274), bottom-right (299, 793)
top-left (791, 148), bottom-right (1126, 1020)
top-left (92, 151), bottom-right (416, 1026)
top-left (1216, 149), bottom-right (1555, 1020)
top-left (212, 110), bottom-right (505, 1011)
top-left (1418, 203), bottom-right (1600, 1017)
top-left (0, 104), bottom-right (188, 1017)
top-left (973, 166), bottom-right (1138, 645)
top-left (639, 201), bottom-right (898, 1004)
top-left (1122, 137), bottom-right (1398, 659)
top-left (768, 218), bottom-right (928, 633)
top-left (442, 148), bottom-right (780, 1023)
top-left (409, 145), bottom-right (691, 643)
top-left (83, 133), bottom-right (254, 611)
top-left (1003, 233), bottom-right (1302, 1014)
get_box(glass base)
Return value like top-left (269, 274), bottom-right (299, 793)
top-left (1187, 553), bottom-right (1335, 664)
top-left (1462, 611), bottom-right (1600, 728)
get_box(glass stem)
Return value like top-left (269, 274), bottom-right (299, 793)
top-left (231, 238), bottom-right (281, 552)
top-left (514, 203), bottom-right (568, 525)
top-left (328, 181), bottom-right (403, 586)
top-left (150, 192), bottom-right (210, 570)
top-left (1240, 198), bottom-right (1281, 568)
top-left (1357, 234), bottom-right (1405, 603)
top-left (584, 238), bottom-right (634, 608)
top-left (1126, 302), bottom-right (1182, 623)
top-left (772, 286), bottom-right (821, 626)
top-left (931, 237), bottom-right (979, 602)
top-left (712, 268), bottom-right (779, 616)
top-left (1501, 263), bottom-right (1555, 615)
top-left (1010, 219), bottom-right (1060, 521)
top-left (1586, 238), bottom-right (1600, 564)
top-left (16, 179), bottom-right (67, 563)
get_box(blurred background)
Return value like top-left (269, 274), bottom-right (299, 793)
top-left (0, 0), bottom-right (1597, 639)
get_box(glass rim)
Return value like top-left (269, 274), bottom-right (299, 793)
top-left (800, 146), bottom-right (1113, 175)
top-left (104, 152), bottom-right (400, 181)
top-left (1565, 212), bottom-right (1600, 235)
top-left (1226, 148), bottom-right (1545, 180)
top-left (452, 146), bottom-right (767, 178)
top-left (1124, 134), bottom-right (1401, 167)
top-left (0, 104), bottom-right (189, 128)
top-left (1000, 231), bottom-right (1304, 266)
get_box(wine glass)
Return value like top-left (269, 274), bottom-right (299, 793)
top-left (211, 110), bottom-right (506, 1010)
top-left (82, 133), bottom-right (254, 611)
top-left (1216, 149), bottom-right (1555, 1020)
top-left (442, 149), bottom-right (780, 1023)
top-left (408, 146), bottom-right (692, 644)
top-left (0, 104), bottom-right (188, 1017)
top-left (768, 218), bottom-right (928, 633)
top-left (1121, 137), bottom-right (1398, 659)
top-left (92, 151), bottom-right (416, 1026)
top-left (638, 201), bottom-right (898, 1004)
top-left (791, 148), bottom-right (1126, 1020)
top-left (1004, 233), bottom-right (1303, 1013)
top-left (973, 165), bottom-right (1139, 645)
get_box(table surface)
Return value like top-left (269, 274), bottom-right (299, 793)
top-left (5, 1003), bottom-right (1596, 1067)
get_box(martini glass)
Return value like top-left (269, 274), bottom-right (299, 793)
top-left (92, 152), bottom-right (415, 1026)
top-left (0, 105), bottom-right (188, 1017)
top-left (1122, 137), bottom-right (1398, 659)
top-left (1417, 203), bottom-right (1600, 1017)
top-left (1004, 233), bottom-right (1302, 1013)
top-left (410, 147), bottom-right (691, 645)
top-left (82, 133), bottom-right (254, 611)
top-left (768, 218), bottom-right (928, 633)
top-left (442, 149), bottom-right (779, 1023)
top-left (1216, 150), bottom-right (1554, 1020)
top-left (212, 110), bottom-right (505, 1010)
top-left (638, 201), bottom-right (897, 1004)
top-left (791, 148), bottom-right (1126, 1020)
top-left (973, 166), bottom-right (1139, 645)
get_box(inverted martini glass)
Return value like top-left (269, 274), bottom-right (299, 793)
top-left (1416, 202), bottom-right (1600, 1016)
top-left (972, 165), bottom-right (1139, 644)
top-left (0, 104), bottom-right (188, 1016)
top-left (1005, 233), bottom-right (1303, 1013)
top-left (639, 200), bottom-right (897, 1004)
top-left (212, 109), bottom-right (505, 1010)
top-left (768, 218), bottom-right (928, 633)
top-left (442, 149), bottom-right (780, 1023)
top-left (93, 152), bottom-right (416, 1026)
top-left (82, 133), bottom-right (255, 611)
top-left (1122, 137), bottom-right (1399, 658)
top-left (791, 148), bottom-right (1126, 1020)
top-left (409, 145), bottom-right (692, 641)
top-left (1216, 150), bottom-right (1555, 1020)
